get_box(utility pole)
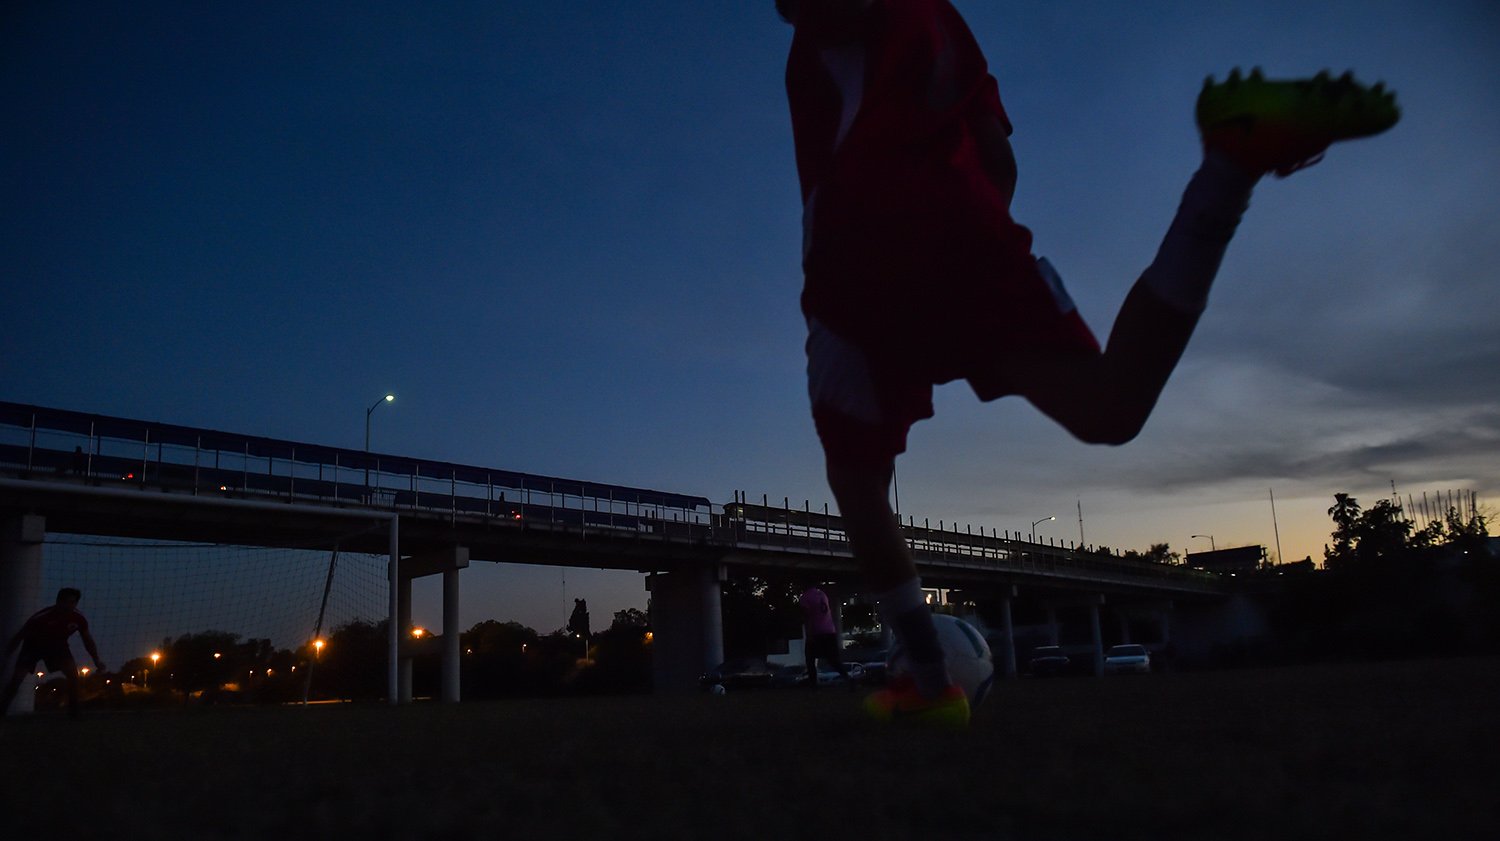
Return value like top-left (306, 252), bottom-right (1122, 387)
top-left (1269, 488), bottom-right (1283, 568)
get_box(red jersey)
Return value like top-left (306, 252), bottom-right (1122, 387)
top-left (787, 0), bottom-right (1095, 378)
top-left (786, 0), bottom-right (1010, 214)
top-left (20, 605), bottom-right (89, 647)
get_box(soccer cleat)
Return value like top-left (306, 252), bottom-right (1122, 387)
top-left (1196, 67), bottom-right (1400, 177)
top-left (863, 676), bottom-right (971, 727)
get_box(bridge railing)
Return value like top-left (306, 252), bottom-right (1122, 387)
top-left (719, 496), bottom-right (1224, 592)
top-left (0, 402), bottom-right (715, 537)
top-left (1, 402), bottom-right (1224, 592)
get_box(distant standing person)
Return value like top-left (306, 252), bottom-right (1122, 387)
top-left (799, 583), bottom-right (849, 687)
top-left (568, 598), bottom-right (590, 639)
top-left (2, 587), bottom-right (105, 718)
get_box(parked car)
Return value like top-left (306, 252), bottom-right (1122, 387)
top-left (1027, 645), bottom-right (1071, 677)
top-left (1103, 644), bottom-right (1152, 675)
top-left (700, 657), bottom-right (777, 691)
top-left (790, 661), bottom-right (868, 687)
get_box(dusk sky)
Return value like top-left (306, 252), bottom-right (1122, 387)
top-left (5, 1), bottom-right (1497, 638)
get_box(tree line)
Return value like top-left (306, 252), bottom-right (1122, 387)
top-left (39, 607), bottom-right (655, 711)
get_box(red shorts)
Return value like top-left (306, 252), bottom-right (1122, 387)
top-left (806, 255), bottom-right (1098, 467)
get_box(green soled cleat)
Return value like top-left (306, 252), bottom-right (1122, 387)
top-left (1196, 67), bottom-right (1400, 176)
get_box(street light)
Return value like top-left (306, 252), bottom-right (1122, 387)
top-left (1030, 516), bottom-right (1055, 543)
top-left (365, 393), bottom-right (395, 452)
top-left (1191, 534), bottom-right (1217, 551)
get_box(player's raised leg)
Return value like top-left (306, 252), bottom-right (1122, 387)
top-left (1000, 69), bottom-right (1400, 444)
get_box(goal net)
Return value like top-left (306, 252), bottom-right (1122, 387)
top-left (26, 531), bottom-right (389, 708)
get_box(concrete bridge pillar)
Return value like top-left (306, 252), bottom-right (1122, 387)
top-left (399, 546), bottom-right (468, 704)
top-left (1088, 595), bottom-right (1105, 676)
top-left (996, 586), bottom-right (1017, 679)
top-left (442, 566), bottom-right (461, 703)
top-left (648, 564), bottom-right (724, 693)
top-left (1, 514), bottom-right (45, 715)
top-left (397, 575), bottom-right (413, 704)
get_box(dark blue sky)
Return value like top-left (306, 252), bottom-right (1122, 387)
top-left (5, 1), bottom-right (1498, 635)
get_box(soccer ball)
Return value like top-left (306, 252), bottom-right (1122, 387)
top-left (889, 614), bottom-right (995, 707)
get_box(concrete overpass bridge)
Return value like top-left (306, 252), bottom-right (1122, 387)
top-left (1, 401), bottom-right (1237, 706)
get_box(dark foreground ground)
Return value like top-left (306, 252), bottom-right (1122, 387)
top-left (3, 657), bottom-right (1497, 840)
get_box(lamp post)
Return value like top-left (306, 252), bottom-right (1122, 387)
top-left (365, 394), bottom-right (395, 452)
top-left (1191, 534), bottom-right (1216, 551)
top-left (363, 394), bottom-right (394, 490)
top-left (1030, 516), bottom-right (1055, 543)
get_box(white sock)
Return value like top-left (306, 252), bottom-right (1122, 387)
top-left (875, 577), bottom-right (951, 697)
top-left (1138, 151), bottom-right (1260, 315)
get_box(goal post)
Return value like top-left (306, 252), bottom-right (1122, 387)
top-left (24, 524), bottom-right (394, 711)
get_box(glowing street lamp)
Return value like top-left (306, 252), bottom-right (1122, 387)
top-left (1030, 516), bottom-right (1055, 543)
top-left (313, 639), bottom-right (326, 659)
top-left (410, 627), bottom-right (427, 639)
top-left (364, 393), bottom-right (395, 490)
top-left (146, 651), bottom-right (161, 688)
top-left (364, 393), bottom-right (395, 452)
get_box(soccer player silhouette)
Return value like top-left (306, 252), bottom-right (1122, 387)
top-left (3, 588), bottom-right (106, 719)
top-left (777, 0), bottom-right (1397, 725)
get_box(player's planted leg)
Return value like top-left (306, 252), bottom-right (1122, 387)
top-left (825, 455), bottom-right (969, 726)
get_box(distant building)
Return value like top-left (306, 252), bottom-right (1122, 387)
top-left (1185, 545), bottom-right (1266, 574)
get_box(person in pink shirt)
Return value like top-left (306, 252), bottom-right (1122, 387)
top-left (799, 584), bottom-right (849, 687)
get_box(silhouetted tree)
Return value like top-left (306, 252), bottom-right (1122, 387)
top-left (719, 573), bottom-right (802, 658)
top-left (318, 619), bottom-right (388, 700)
top-left (1324, 495), bottom-right (1413, 570)
top-left (460, 620), bottom-right (540, 699)
top-left (610, 608), bottom-right (649, 631)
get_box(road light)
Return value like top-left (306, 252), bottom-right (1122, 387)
top-left (365, 393), bottom-right (395, 452)
top-left (1191, 534), bottom-right (1217, 551)
top-left (313, 638), bottom-right (326, 659)
top-left (1030, 516), bottom-right (1055, 543)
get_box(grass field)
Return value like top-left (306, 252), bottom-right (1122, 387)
top-left (4, 657), bottom-right (1497, 840)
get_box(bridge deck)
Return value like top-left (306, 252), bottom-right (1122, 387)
top-left (0, 401), bottom-right (1229, 597)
